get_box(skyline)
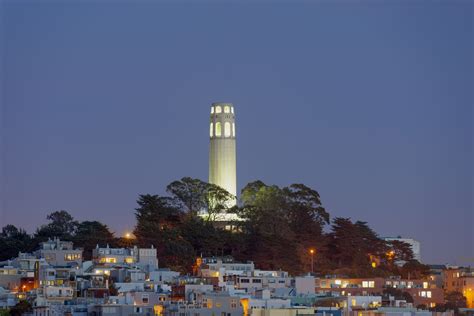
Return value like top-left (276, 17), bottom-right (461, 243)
top-left (1, 1), bottom-right (473, 266)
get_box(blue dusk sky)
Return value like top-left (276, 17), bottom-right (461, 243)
top-left (1, 1), bottom-right (472, 265)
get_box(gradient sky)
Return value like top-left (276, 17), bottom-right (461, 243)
top-left (1, 1), bottom-right (472, 265)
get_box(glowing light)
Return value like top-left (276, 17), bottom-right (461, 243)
top-left (371, 262), bottom-right (377, 268)
top-left (224, 122), bottom-right (231, 137)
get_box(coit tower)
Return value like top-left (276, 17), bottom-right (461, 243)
top-left (209, 102), bottom-right (237, 206)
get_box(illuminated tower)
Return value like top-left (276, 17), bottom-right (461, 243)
top-left (209, 102), bottom-right (237, 206)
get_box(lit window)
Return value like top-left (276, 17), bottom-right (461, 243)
top-left (210, 123), bottom-right (213, 137)
top-left (231, 107), bottom-right (234, 114)
top-left (423, 282), bottom-right (428, 289)
top-left (215, 122), bottom-right (221, 137)
top-left (224, 106), bottom-right (230, 113)
top-left (224, 122), bottom-right (231, 137)
top-left (232, 123), bottom-right (235, 137)
top-left (211, 107), bottom-right (214, 114)
top-left (125, 257), bottom-right (134, 264)
top-left (215, 106), bottom-right (222, 114)
top-left (335, 280), bottom-right (342, 285)
top-left (427, 291), bottom-right (432, 298)
top-left (421, 291), bottom-right (426, 297)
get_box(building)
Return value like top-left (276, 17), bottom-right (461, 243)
top-left (92, 245), bottom-right (158, 271)
top-left (443, 267), bottom-right (474, 308)
top-left (384, 237), bottom-right (421, 262)
top-left (36, 238), bottom-right (83, 267)
top-left (209, 102), bottom-right (237, 208)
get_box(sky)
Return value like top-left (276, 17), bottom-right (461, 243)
top-left (1, 1), bottom-right (472, 265)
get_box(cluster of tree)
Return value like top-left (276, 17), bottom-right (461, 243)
top-left (1, 177), bottom-right (430, 278)
top-left (0, 211), bottom-right (117, 261)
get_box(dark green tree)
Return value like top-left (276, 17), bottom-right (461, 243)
top-left (444, 291), bottom-right (467, 311)
top-left (73, 221), bottom-right (116, 260)
top-left (9, 300), bottom-right (32, 316)
top-left (34, 210), bottom-right (78, 243)
top-left (0, 225), bottom-right (32, 261)
top-left (133, 194), bottom-right (193, 273)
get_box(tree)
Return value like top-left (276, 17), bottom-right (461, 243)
top-left (383, 287), bottom-right (414, 303)
top-left (34, 210), bottom-right (78, 242)
top-left (444, 291), bottom-right (467, 311)
top-left (73, 221), bottom-right (116, 260)
top-left (326, 218), bottom-right (388, 276)
top-left (133, 194), bottom-right (194, 273)
top-left (386, 240), bottom-right (414, 263)
top-left (0, 225), bottom-right (32, 261)
top-left (9, 300), bottom-right (32, 316)
top-left (400, 260), bottom-right (430, 279)
top-left (134, 194), bottom-right (182, 245)
top-left (166, 177), bottom-right (235, 219)
top-left (239, 182), bottom-right (300, 273)
top-left (166, 177), bottom-right (210, 215)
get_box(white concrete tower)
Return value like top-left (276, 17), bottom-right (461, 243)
top-left (209, 103), bottom-right (237, 205)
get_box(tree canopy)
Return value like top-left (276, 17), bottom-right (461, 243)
top-left (1, 177), bottom-right (430, 278)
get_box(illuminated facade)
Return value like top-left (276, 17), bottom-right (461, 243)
top-left (209, 102), bottom-right (237, 206)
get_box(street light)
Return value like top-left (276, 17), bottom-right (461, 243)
top-left (309, 249), bottom-right (315, 274)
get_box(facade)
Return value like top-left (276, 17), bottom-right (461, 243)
top-left (36, 238), bottom-right (83, 267)
top-left (209, 102), bottom-right (237, 208)
top-left (443, 267), bottom-right (474, 308)
top-left (92, 245), bottom-right (158, 271)
top-left (315, 277), bottom-right (444, 308)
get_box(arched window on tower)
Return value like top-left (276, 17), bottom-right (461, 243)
top-left (215, 122), bottom-right (221, 137)
top-left (210, 122), bottom-right (213, 137)
top-left (211, 107), bottom-right (214, 114)
top-left (224, 122), bottom-right (231, 137)
top-left (224, 106), bottom-right (230, 113)
top-left (215, 106), bottom-right (222, 114)
top-left (232, 123), bottom-right (235, 137)
top-left (231, 107), bottom-right (234, 114)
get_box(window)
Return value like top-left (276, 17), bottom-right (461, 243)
top-left (240, 278), bottom-right (250, 283)
top-left (142, 294), bottom-right (149, 304)
top-left (231, 299), bottom-right (237, 308)
top-left (224, 122), bottom-right (231, 137)
top-left (252, 279), bottom-right (262, 283)
top-left (423, 282), bottom-right (428, 289)
top-left (215, 106), bottom-right (222, 113)
top-left (207, 299), bottom-right (213, 308)
top-left (210, 123), bottom-right (213, 137)
top-left (211, 107), bottom-right (214, 114)
top-left (125, 257), bottom-right (134, 264)
top-left (427, 291), bottom-right (432, 298)
top-left (215, 122), bottom-right (221, 137)
top-left (232, 123), bottom-right (235, 137)
top-left (224, 106), bottom-right (230, 113)
top-left (231, 107), bottom-right (234, 114)
top-left (64, 253), bottom-right (81, 261)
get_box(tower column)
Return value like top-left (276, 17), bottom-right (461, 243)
top-left (209, 103), bottom-right (237, 206)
